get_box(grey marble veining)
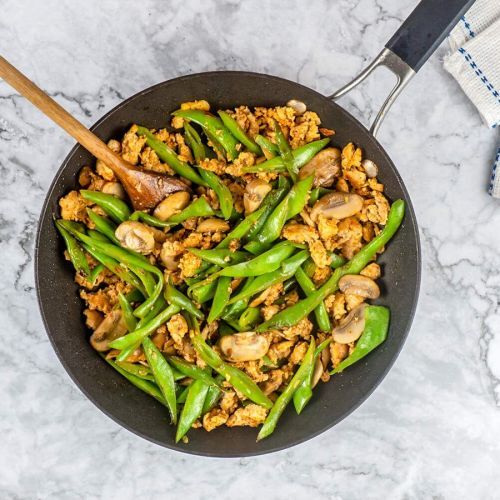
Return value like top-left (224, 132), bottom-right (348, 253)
top-left (1, 0), bottom-right (499, 498)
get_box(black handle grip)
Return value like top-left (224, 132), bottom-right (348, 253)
top-left (385, 0), bottom-right (476, 72)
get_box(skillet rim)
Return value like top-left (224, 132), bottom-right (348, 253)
top-left (35, 70), bottom-right (421, 457)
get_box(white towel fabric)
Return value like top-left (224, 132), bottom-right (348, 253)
top-left (443, 0), bottom-right (500, 197)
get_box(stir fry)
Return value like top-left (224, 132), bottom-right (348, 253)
top-left (56, 99), bottom-right (404, 442)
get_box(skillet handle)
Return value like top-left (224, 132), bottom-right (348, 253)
top-left (330, 0), bottom-right (476, 136)
top-left (386, 0), bottom-right (476, 72)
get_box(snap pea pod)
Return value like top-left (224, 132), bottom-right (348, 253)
top-left (243, 138), bottom-right (330, 173)
top-left (219, 321), bottom-right (237, 336)
top-left (257, 199), bottom-right (405, 331)
top-left (272, 119), bottom-right (296, 180)
top-left (303, 253), bottom-right (346, 278)
top-left (177, 384), bottom-right (191, 404)
top-left (198, 168), bottom-right (233, 220)
top-left (86, 209), bottom-right (120, 245)
top-left (238, 306), bottom-right (261, 329)
top-left (105, 358), bottom-right (167, 406)
top-left (207, 276), bottom-right (232, 323)
top-left (188, 279), bottom-right (218, 304)
top-left (217, 180), bottom-right (289, 247)
top-left (331, 305), bottom-right (390, 374)
top-left (117, 292), bottom-right (138, 331)
top-left (82, 243), bottom-right (146, 296)
top-left (142, 337), bottom-right (177, 424)
top-left (86, 229), bottom-right (109, 242)
top-left (219, 241), bottom-right (299, 277)
top-left (115, 361), bottom-right (154, 381)
top-left (168, 356), bottom-right (222, 387)
top-left (293, 338), bottom-right (332, 414)
top-left (129, 211), bottom-right (173, 228)
top-left (295, 266), bottom-right (331, 332)
top-left (202, 375), bottom-right (225, 414)
top-left (255, 134), bottom-right (279, 158)
top-left (80, 190), bottom-right (131, 223)
top-left (221, 277), bottom-right (254, 320)
top-left (124, 288), bottom-right (145, 303)
top-left (135, 126), bottom-right (206, 185)
top-left (192, 334), bottom-right (273, 409)
top-left (109, 303), bottom-right (181, 351)
top-left (172, 110), bottom-right (240, 161)
top-left (176, 379), bottom-right (210, 442)
top-left (218, 110), bottom-right (261, 155)
top-left (187, 248), bottom-right (249, 267)
top-left (257, 338), bottom-right (316, 441)
top-left (227, 251), bottom-right (309, 305)
top-left (245, 176), bottom-right (313, 254)
top-left (167, 196), bottom-right (216, 224)
top-left (55, 221), bottom-right (90, 276)
top-left (165, 280), bottom-right (204, 319)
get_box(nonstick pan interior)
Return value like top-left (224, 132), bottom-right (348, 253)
top-left (36, 72), bottom-right (420, 457)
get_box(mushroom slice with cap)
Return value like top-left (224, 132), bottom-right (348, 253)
top-left (298, 148), bottom-right (341, 188)
top-left (339, 274), bottom-right (380, 299)
top-left (196, 218), bottom-right (230, 233)
top-left (310, 191), bottom-right (363, 221)
top-left (244, 179), bottom-right (272, 214)
top-left (115, 221), bottom-right (156, 255)
top-left (311, 357), bottom-right (324, 388)
top-left (332, 303), bottom-right (367, 344)
top-left (90, 310), bottom-right (128, 352)
top-left (153, 191), bottom-right (191, 221)
top-left (219, 332), bottom-right (270, 362)
top-left (102, 181), bottom-right (126, 200)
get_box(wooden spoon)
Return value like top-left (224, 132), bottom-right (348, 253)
top-left (0, 55), bottom-right (189, 210)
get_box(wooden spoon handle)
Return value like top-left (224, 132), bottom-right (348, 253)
top-left (0, 55), bottom-right (129, 176)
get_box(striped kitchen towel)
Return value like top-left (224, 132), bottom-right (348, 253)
top-left (444, 0), bottom-right (500, 197)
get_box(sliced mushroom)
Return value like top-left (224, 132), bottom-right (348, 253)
top-left (90, 310), bottom-right (128, 352)
top-left (196, 218), bottom-right (230, 233)
top-left (361, 159), bottom-right (378, 178)
top-left (299, 148), bottom-right (341, 188)
top-left (332, 303), bottom-right (367, 344)
top-left (310, 191), bottom-right (363, 221)
top-left (286, 99), bottom-right (307, 115)
top-left (244, 179), bottom-right (272, 214)
top-left (115, 221), bottom-right (156, 254)
top-left (339, 274), bottom-right (380, 299)
top-left (153, 191), bottom-right (191, 221)
top-left (160, 242), bottom-right (182, 270)
top-left (311, 357), bottom-right (324, 388)
top-left (219, 332), bottom-right (270, 362)
top-left (102, 181), bottom-right (126, 200)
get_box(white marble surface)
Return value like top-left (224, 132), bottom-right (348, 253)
top-left (1, 0), bottom-right (499, 498)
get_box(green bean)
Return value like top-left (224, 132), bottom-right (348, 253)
top-left (80, 190), bottom-right (131, 223)
top-left (177, 384), bottom-right (191, 404)
top-left (142, 337), bottom-right (177, 423)
top-left (221, 277), bottom-right (254, 320)
top-left (272, 119), bottom-right (296, 180)
top-left (184, 122), bottom-right (207, 163)
top-left (238, 307), bottom-right (261, 329)
top-left (255, 135), bottom-right (279, 158)
top-left (55, 221), bottom-right (90, 276)
top-left (167, 197), bottom-right (215, 224)
top-left (105, 358), bottom-right (167, 406)
top-left (86, 209), bottom-right (120, 245)
top-left (243, 138), bottom-right (330, 173)
top-left (88, 263), bottom-right (105, 285)
top-left (202, 375), bottom-right (225, 414)
top-left (295, 267), bottom-right (331, 332)
top-left (192, 334), bottom-right (273, 409)
top-left (136, 126), bottom-right (206, 185)
top-left (168, 356), bottom-right (222, 387)
top-left (219, 241), bottom-right (299, 278)
top-left (188, 279), bottom-right (218, 304)
top-left (118, 292), bottom-right (138, 331)
top-left (218, 110), bottom-right (261, 155)
top-left (115, 361), bottom-right (154, 381)
top-left (125, 288), bottom-right (145, 303)
top-left (286, 175), bottom-right (314, 219)
top-left (207, 276), bottom-right (232, 323)
top-left (331, 306), bottom-right (390, 374)
top-left (165, 280), bottom-right (204, 319)
top-left (309, 187), bottom-right (332, 205)
top-left (219, 321), bottom-right (237, 336)
top-left (172, 110), bottom-right (239, 161)
top-left (227, 251), bottom-right (308, 304)
top-left (257, 338), bottom-right (315, 440)
top-left (86, 229), bottom-right (109, 242)
top-left (187, 248), bottom-right (249, 268)
top-left (257, 200), bottom-right (405, 331)
top-left (176, 379), bottom-right (210, 442)
top-left (293, 338), bottom-right (331, 414)
top-left (109, 304), bottom-right (181, 351)
top-left (129, 211), bottom-right (173, 228)
top-left (198, 168), bottom-right (233, 219)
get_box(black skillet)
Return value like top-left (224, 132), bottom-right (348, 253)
top-left (31, 0), bottom-right (473, 456)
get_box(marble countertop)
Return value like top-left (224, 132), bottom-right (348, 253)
top-left (1, 0), bottom-right (499, 498)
